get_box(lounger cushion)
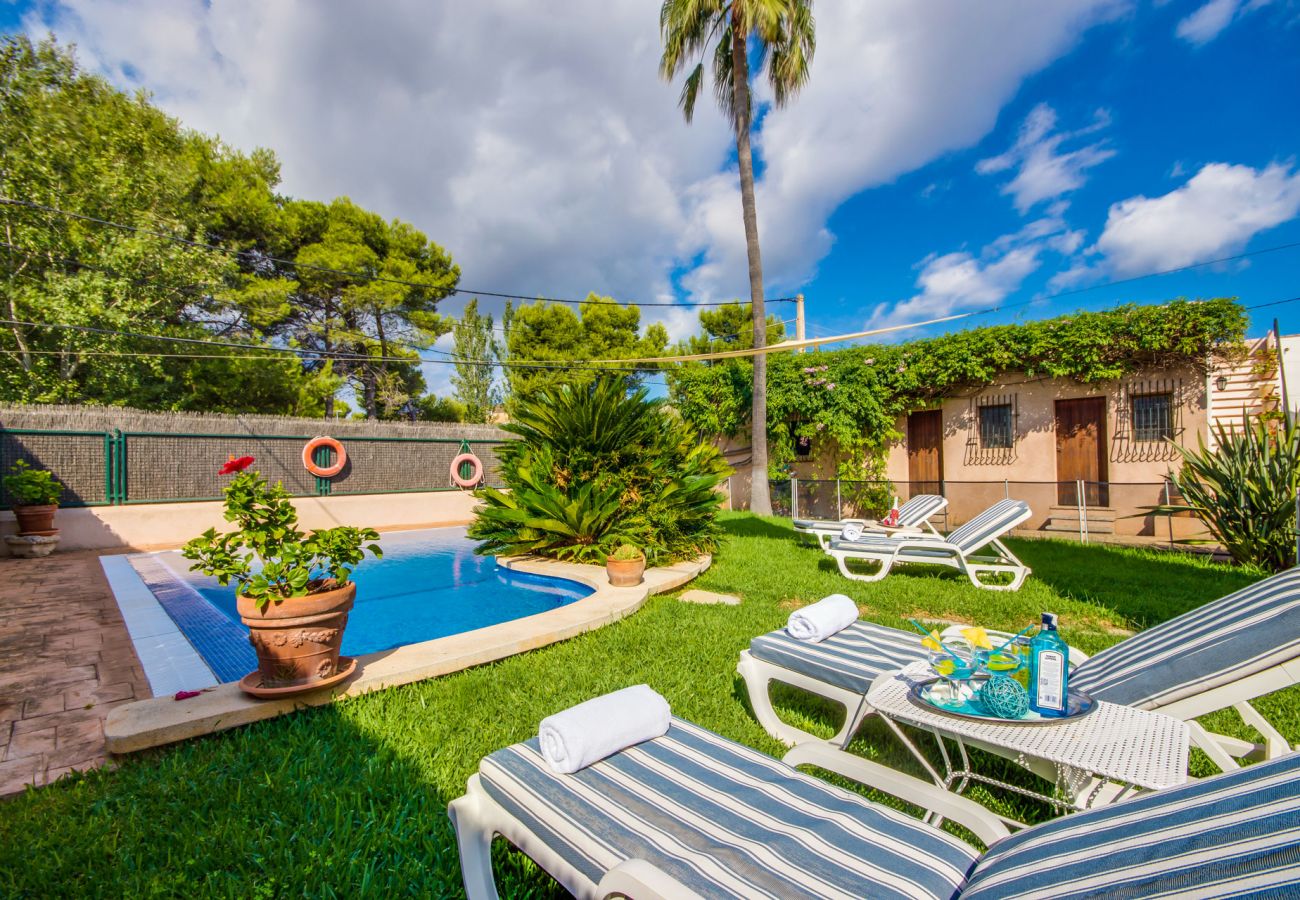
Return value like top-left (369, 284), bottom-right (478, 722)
top-left (749, 621), bottom-right (929, 695)
top-left (898, 494), bottom-right (946, 527)
top-left (794, 495), bottom-right (947, 533)
top-left (944, 500), bottom-right (1030, 554)
top-left (1071, 567), bottom-right (1300, 709)
top-left (961, 750), bottom-right (1300, 899)
top-left (479, 718), bottom-right (979, 900)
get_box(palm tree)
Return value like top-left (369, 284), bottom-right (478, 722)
top-left (660, 0), bottom-right (815, 516)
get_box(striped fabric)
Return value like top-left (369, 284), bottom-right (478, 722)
top-left (479, 718), bottom-right (979, 899)
top-left (749, 621), bottom-right (928, 695)
top-left (961, 749), bottom-right (1300, 899)
top-left (898, 494), bottom-right (947, 527)
top-left (792, 495), bottom-right (947, 532)
top-left (830, 500), bottom-right (1029, 556)
top-left (1071, 567), bottom-right (1300, 709)
top-left (943, 500), bottom-right (1030, 554)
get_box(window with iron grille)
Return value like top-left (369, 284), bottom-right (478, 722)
top-left (1132, 392), bottom-right (1174, 443)
top-left (978, 403), bottom-right (1014, 449)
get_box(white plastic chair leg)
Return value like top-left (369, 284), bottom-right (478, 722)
top-left (448, 776), bottom-right (502, 900)
top-left (832, 551), bottom-right (891, 582)
top-left (737, 653), bottom-right (832, 747)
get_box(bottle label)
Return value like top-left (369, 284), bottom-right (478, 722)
top-left (1035, 650), bottom-right (1066, 712)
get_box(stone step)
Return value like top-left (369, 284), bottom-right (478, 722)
top-left (1047, 506), bottom-right (1116, 522)
top-left (1043, 516), bottom-right (1116, 535)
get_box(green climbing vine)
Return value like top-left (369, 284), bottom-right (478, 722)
top-left (668, 298), bottom-right (1247, 479)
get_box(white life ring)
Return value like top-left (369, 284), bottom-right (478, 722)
top-left (450, 452), bottom-right (483, 489)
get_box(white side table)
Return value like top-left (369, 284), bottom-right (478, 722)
top-left (868, 663), bottom-right (1190, 825)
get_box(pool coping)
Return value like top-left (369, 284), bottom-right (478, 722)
top-left (103, 553), bottom-right (710, 753)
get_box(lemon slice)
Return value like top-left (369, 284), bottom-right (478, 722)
top-left (933, 658), bottom-right (956, 677)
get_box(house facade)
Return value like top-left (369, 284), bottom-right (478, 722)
top-left (879, 360), bottom-right (1208, 538)
top-left (771, 330), bottom-right (1293, 541)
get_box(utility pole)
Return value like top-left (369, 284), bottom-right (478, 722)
top-left (1276, 318), bottom-right (1298, 568)
top-left (795, 293), bottom-right (806, 352)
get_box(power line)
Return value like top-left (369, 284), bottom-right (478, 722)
top-left (0, 196), bottom-right (796, 307)
top-left (1245, 295), bottom-right (1300, 311)
top-left (0, 316), bottom-right (669, 379)
top-left (0, 344), bottom-right (669, 384)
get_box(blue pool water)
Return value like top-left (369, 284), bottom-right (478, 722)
top-left (133, 526), bottom-right (592, 682)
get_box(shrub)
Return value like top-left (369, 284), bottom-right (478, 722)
top-left (609, 544), bottom-right (644, 562)
top-left (183, 456), bottom-right (382, 611)
top-left (2, 460), bottom-right (63, 506)
top-left (468, 378), bottom-right (731, 564)
top-left (1149, 417), bottom-right (1299, 572)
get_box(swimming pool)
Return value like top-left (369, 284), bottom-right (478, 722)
top-left (125, 526), bottom-right (592, 683)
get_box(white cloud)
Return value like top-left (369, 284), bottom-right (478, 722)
top-left (883, 246), bottom-right (1042, 325)
top-left (869, 211), bottom-right (1086, 326)
top-left (976, 104), bottom-right (1115, 214)
top-left (25, 0), bottom-right (1126, 316)
top-left (679, 1), bottom-right (1127, 299)
top-left (1175, 0), bottom-right (1274, 45)
top-left (1092, 161), bottom-right (1300, 275)
top-left (1178, 0), bottom-right (1244, 44)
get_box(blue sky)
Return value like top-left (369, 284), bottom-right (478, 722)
top-left (801, 0), bottom-right (1300, 344)
top-left (4, 0), bottom-right (1299, 375)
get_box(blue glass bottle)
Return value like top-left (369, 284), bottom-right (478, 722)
top-left (1029, 613), bottom-right (1069, 717)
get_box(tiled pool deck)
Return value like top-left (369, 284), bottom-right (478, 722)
top-left (0, 551), bottom-right (150, 797)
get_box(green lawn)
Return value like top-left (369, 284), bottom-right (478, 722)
top-left (0, 514), bottom-right (1288, 897)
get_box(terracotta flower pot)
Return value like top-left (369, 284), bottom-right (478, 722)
top-left (12, 504), bottom-right (57, 536)
top-left (236, 580), bottom-right (355, 691)
top-left (606, 554), bottom-right (646, 587)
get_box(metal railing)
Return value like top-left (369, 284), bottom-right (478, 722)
top-left (0, 426), bottom-right (506, 508)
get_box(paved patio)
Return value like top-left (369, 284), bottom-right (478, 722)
top-left (0, 550), bottom-right (149, 797)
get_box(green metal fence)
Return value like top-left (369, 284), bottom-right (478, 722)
top-left (0, 427), bottom-right (506, 508)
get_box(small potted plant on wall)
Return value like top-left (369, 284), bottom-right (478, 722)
top-left (3, 460), bottom-right (63, 558)
top-left (605, 543), bottom-right (646, 587)
top-left (183, 456), bottom-right (382, 697)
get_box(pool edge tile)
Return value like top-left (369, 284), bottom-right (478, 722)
top-left (100, 555), bottom-right (219, 697)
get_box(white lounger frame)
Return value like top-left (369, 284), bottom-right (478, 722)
top-left (739, 625), bottom-right (1300, 774)
top-left (828, 535), bottom-right (1031, 591)
top-left (795, 518), bottom-right (932, 550)
top-left (449, 745), bottom-right (1010, 900)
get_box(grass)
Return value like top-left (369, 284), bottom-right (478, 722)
top-left (0, 513), bottom-right (1289, 897)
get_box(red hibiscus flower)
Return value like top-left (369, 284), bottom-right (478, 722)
top-left (219, 455), bottom-right (255, 475)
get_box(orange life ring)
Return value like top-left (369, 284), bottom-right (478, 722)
top-left (303, 436), bottom-right (347, 478)
top-left (450, 452), bottom-right (483, 489)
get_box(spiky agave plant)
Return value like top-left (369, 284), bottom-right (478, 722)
top-left (1148, 416), bottom-right (1299, 571)
top-left (469, 379), bottom-right (731, 564)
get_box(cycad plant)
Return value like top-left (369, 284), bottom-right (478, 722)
top-left (469, 378), bottom-right (731, 564)
top-left (1149, 417), bottom-right (1299, 572)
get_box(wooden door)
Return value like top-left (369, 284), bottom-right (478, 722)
top-left (1055, 398), bottom-right (1109, 506)
top-left (907, 410), bottom-right (944, 497)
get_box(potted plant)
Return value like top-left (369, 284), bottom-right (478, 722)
top-left (605, 543), bottom-right (646, 587)
top-left (183, 456), bottom-right (382, 696)
top-left (3, 461), bottom-right (63, 558)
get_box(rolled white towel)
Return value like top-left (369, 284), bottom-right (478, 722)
top-left (787, 593), bottom-right (859, 642)
top-left (538, 685), bottom-right (671, 774)
top-left (840, 522), bottom-right (865, 542)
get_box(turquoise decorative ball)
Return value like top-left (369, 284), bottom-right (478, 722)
top-left (979, 675), bottom-right (1029, 719)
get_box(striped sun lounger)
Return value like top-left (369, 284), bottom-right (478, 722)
top-left (739, 568), bottom-right (1300, 771)
top-left (825, 499), bottom-right (1033, 591)
top-left (793, 494), bottom-right (948, 548)
top-left (450, 714), bottom-right (1300, 899)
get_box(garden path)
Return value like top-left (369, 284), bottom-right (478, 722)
top-left (0, 550), bottom-right (148, 797)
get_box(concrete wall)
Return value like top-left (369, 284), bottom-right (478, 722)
top-left (0, 490), bottom-right (482, 554)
